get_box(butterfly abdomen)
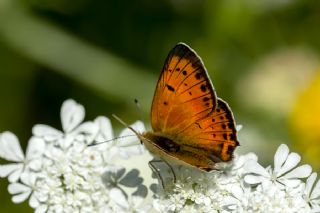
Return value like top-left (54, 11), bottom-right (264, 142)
top-left (141, 131), bottom-right (217, 171)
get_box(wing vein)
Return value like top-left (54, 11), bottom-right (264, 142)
top-left (182, 92), bottom-right (211, 104)
top-left (202, 121), bottom-right (233, 130)
top-left (180, 79), bottom-right (207, 94)
top-left (167, 50), bottom-right (189, 85)
top-left (175, 108), bottom-right (212, 135)
top-left (174, 60), bottom-right (192, 81)
top-left (176, 67), bottom-right (201, 92)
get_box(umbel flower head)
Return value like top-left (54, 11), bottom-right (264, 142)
top-left (0, 99), bottom-right (150, 212)
top-left (0, 99), bottom-right (320, 213)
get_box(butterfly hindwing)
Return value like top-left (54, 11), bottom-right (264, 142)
top-left (178, 99), bottom-right (239, 162)
top-left (151, 43), bottom-right (217, 134)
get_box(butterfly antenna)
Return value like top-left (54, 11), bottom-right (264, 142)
top-left (134, 98), bottom-right (146, 124)
top-left (112, 114), bottom-right (141, 136)
top-left (87, 135), bottom-right (136, 147)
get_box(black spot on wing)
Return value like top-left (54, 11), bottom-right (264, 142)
top-left (221, 124), bottom-right (226, 129)
top-left (229, 133), bottom-right (235, 140)
top-left (195, 72), bottom-right (202, 80)
top-left (203, 97), bottom-right (210, 102)
top-left (227, 145), bottom-right (234, 155)
top-left (200, 84), bottom-right (207, 92)
top-left (195, 122), bottom-right (202, 129)
top-left (223, 133), bottom-right (227, 140)
top-left (166, 84), bottom-right (175, 92)
top-left (228, 123), bottom-right (234, 129)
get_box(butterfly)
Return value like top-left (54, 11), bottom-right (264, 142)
top-left (115, 43), bottom-right (239, 172)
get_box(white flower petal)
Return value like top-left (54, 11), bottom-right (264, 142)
top-left (130, 120), bottom-right (145, 133)
top-left (118, 121), bottom-right (145, 147)
top-left (8, 182), bottom-right (30, 194)
top-left (273, 144), bottom-right (289, 174)
top-left (311, 179), bottom-right (320, 200)
top-left (0, 132), bottom-right (24, 162)
top-left (12, 190), bottom-right (32, 203)
top-left (312, 206), bottom-right (320, 213)
top-left (222, 196), bottom-right (239, 207)
top-left (110, 187), bottom-right (129, 209)
top-left (236, 124), bottom-right (243, 131)
top-left (119, 145), bottom-right (144, 159)
top-left (35, 205), bottom-right (48, 213)
top-left (233, 153), bottom-right (258, 171)
top-left (279, 178), bottom-right (302, 188)
top-left (28, 159), bottom-right (42, 171)
top-left (244, 160), bottom-right (269, 177)
top-left (136, 204), bottom-right (152, 213)
top-left (117, 135), bottom-right (140, 148)
top-left (244, 174), bottom-right (266, 184)
top-left (26, 137), bottom-right (45, 160)
top-left (103, 146), bottom-right (119, 162)
top-left (32, 124), bottom-right (63, 141)
top-left (20, 172), bottom-right (36, 186)
top-left (0, 163), bottom-right (22, 178)
top-left (58, 135), bottom-right (73, 149)
top-left (8, 165), bottom-right (24, 183)
top-left (132, 195), bottom-right (144, 208)
top-left (73, 121), bottom-right (99, 144)
top-left (61, 99), bottom-right (85, 133)
top-left (230, 185), bottom-right (244, 200)
top-left (305, 173), bottom-right (317, 197)
top-left (282, 164), bottom-right (312, 179)
top-left (95, 116), bottom-right (114, 142)
top-left (277, 152), bottom-right (301, 176)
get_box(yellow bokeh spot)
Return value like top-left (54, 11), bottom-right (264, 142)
top-left (290, 69), bottom-right (320, 169)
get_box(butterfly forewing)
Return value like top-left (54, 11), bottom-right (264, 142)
top-left (151, 43), bottom-right (217, 134)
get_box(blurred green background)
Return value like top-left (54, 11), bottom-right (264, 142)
top-left (1, 0), bottom-right (320, 211)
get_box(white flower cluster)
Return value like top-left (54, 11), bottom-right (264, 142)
top-left (1, 99), bottom-right (320, 213)
top-left (153, 145), bottom-right (320, 213)
top-left (0, 99), bottom-right (150, 213)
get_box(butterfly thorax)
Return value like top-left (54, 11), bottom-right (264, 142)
top-left (141, 132), bottom-right (180, 156)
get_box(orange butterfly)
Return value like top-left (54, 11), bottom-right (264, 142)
top-left (116, 43), bottom-right (239, 172)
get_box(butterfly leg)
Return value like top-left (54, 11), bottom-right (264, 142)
top-left (148, 160), bottom-right (165, 189)
top-left (149, 159), bottom-right (176, 187)
top-left (161, 160), bottom-right (176, 183)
